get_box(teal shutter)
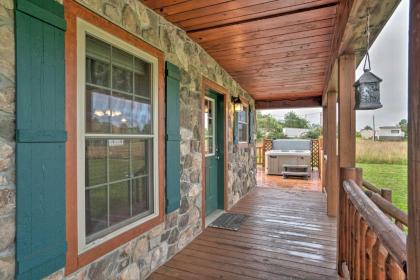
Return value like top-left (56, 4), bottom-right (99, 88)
top-left (233, 112), bottom-right (239, 144)
top-left (249, 110), bottom-right (255, 144)
top-left (15, 0), bottom-right (67, 279)
top-left (165, 62), bottom-right (181, 213)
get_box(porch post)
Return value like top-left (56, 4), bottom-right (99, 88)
top-left (408, 0), bottom-right (420, 277)
top-left (338, 54), bottom-right (356, 168)
top-left (322, 105), bottom-right (328, 192)
top-left (326, 91), bottom-right (338, 217)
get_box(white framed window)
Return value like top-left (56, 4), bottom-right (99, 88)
top-left (76, 19), bottom-right (159, 253)
top-left (204, 97), bottom-right (216, 156)
top-left (238, 105), bottom-right (249, 143)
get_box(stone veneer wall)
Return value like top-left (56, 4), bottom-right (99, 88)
top-left (0, 0), bottom-right (257, 279)
top-left (0, 0), bottom-right (16, 279)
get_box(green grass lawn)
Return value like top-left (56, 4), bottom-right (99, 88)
top-left (356, 163), bottom-right (408, 213)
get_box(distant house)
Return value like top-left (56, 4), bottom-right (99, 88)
top-left (376, 126), bottom-right (405, 141)
top-left (360, 129), bottom-right (374, 140)
top-left (283, 127), bottom-right (310, 138)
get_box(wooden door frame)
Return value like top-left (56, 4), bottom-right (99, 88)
top-left (201, 78), bottom-right (229, 229)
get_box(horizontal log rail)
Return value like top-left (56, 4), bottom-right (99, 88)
top-left (365, 190), bottom-right (408, 227)
top-left (338, 168), bottom-right (407, 280)
top-left (362, 180), bottom-right (407, 230)
top-left (363, 180), bottom-right (381, 194)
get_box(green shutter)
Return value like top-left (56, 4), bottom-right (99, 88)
top-left (233, 112), bottom-right (239, 145)
top-left (249, 110), bottom-right (255, 144)
top-left (165, 62), bottom-right (181, 213)
top-left (15, 0), bottom-right (67, 279)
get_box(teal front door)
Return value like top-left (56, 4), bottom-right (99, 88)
top-left (204, 91), bottom-right (224, 216)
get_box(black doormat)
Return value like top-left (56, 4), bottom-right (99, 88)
top-left (209, 213), bottom-right (248, 231)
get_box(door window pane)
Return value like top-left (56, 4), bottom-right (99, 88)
top-left (204, 98), bottom-right (215, 155)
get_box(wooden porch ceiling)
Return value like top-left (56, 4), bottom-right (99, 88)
top-left (142, 0), bottom-right (339, 102)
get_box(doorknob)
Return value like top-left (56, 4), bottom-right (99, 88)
top-left (215, 155), bottom-right (220, 160)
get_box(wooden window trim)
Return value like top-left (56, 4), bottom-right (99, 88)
top-left (64, 0), bottom-right (165, 274)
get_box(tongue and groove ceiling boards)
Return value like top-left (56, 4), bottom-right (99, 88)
top-left (142, 0), bottom-right (339, 103)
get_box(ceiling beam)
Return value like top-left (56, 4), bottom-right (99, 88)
top-left (256, 97), bottom-right (323, 110)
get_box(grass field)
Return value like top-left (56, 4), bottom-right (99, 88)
top-left (356, 139), bottom-right (407, 165)
top-left (356, 139), bottom-right (407, 212)
top-left (356, 139), bottom-right (408, 212)
top-left (356, 163), bottom-right (407, 213)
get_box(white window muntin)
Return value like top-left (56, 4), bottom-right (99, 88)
top-left (76, 19), bottom-right (160, 253)
top-left (204, 97), bottom-right (216, 157)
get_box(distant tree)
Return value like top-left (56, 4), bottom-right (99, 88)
top-left (283, 111), bottom-right (310, 129)
top-left (363, 125), bottom-right (373, 130)
top-left (398, 119), bottom-right (408, 138)
top-left (302, 125), bottom-right (321, 139)
top-left (256, 112), bottom-right (286, 141)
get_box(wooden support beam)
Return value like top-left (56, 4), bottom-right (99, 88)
top-left (338, 54), bottom-right (356, 168)
top-left (408, 0), bottom-right (420, 277)
top-left (322, 106), bottom-right (328, 192)
top-left (255, 97), bottom-right (322, 110)
top-left (326, 91), bottom-right (338, 217)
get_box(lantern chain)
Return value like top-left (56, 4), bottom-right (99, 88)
top-left (363, 7), bottom-right (371, 72)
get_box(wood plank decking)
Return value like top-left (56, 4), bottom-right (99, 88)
top-left (149, 187), bottom-right (338, 280)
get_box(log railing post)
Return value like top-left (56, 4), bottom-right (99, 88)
top-left (338, 167), bottom-right (363, 276)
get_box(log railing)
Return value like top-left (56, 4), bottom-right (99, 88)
top-left (362, 180), bottom-right (407, 230)
top-left (339, 168), bottom-right (407, 280)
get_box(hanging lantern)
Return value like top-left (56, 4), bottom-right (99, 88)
top-left (231, 96), bottom-right (243, 112)
top-left (354, 8), bottom-right (383, 110)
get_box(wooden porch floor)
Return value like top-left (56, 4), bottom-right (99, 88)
top-left (149, 187), bottom-right (337, 280)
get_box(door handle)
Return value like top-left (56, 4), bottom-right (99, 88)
top-left (215, 155), bottom-right (220, 160)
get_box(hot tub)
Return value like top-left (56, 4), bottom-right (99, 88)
top-left (265, 140), bottom-right (311, 175)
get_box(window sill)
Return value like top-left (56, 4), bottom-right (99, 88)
top-left (237, 142), bottom-right (250, 148)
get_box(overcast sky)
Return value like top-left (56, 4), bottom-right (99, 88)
top-left (260, 0), bottom-right (409, 131)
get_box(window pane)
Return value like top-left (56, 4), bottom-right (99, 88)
top-left (86, 58), bottom-right (110, 87)
top-left (109, 180), bottom-right (130, 225)
top-left (132, 96), bottom-right (152, 134)
top-left (109, 139), bottom-right (130, 182)
top-left (239, 123), bottom-right (248, 142)
top-left (110, 92), bottom-right (132, 134)
top-left (238, 110), bottom-right (247, 123)
top-left (86, 86), bottom-right (111, 133)
top-left (86, 35), bottom-right (111, 62)
top-left (205, 117), bottom-right (213, 138)
top-left (85, 139), bottom-right (107, 187)
top-left (131, 139), bottom-right (149, 177)
top-left (205, 137), bottom-right (213, 154)
top-left (112, 66), bottom-right (133, 93)
top-left (85, 186), bottom-right (108, 237)
top-left (134, 58), bottom-right (151, 98)
top-left (132, 176), bottom-right (149, 216)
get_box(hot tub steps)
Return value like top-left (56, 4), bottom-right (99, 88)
top-left (282, 165), bottom-right (310, 179)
